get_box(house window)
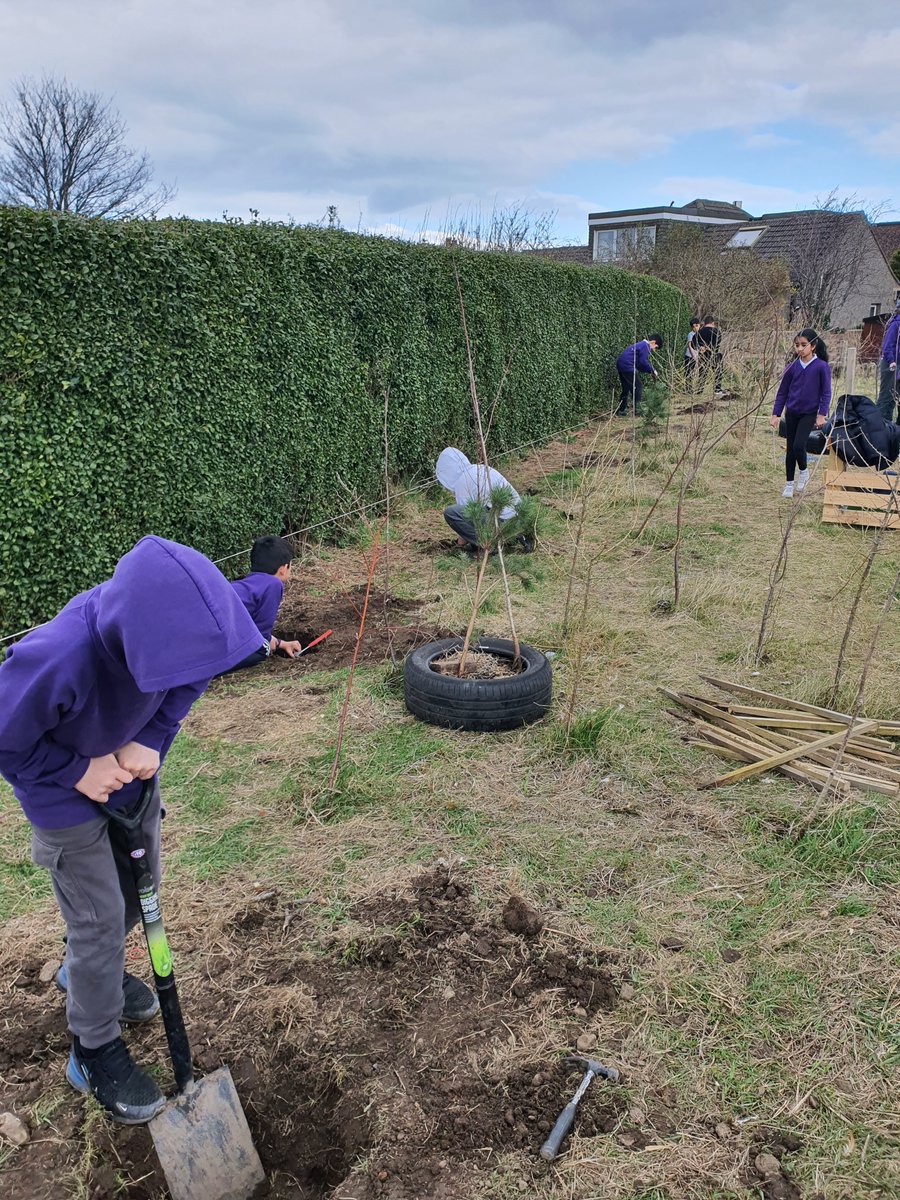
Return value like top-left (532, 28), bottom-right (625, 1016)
top-left (593, 229), bottom-right (616, 261)
top-left (725, 227), bottom-right (764, 248)
top-left (870, 303), bottom-right (882, 317)
top-left (592, 224), bottom-right (656, 262)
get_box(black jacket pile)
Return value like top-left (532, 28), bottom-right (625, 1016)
top-left (829, 394), bottom-right (900, 470)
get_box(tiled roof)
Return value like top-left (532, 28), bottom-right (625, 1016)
top-left (682, 198), bottom-right (753, 220)
top-left (705, 210), bottom-right (863, 271)
top-left (872, 222), bottom-right (900, 264)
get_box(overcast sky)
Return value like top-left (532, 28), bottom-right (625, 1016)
top-left (2, 0), bottom-right (899, 242)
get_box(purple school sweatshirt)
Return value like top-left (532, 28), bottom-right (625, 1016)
top-left (231, 572), bottom-right (283, 642)
top-left (881, 313), bottom-right (900, 374)
top-left (772, 357), bottom-right (831, 418)
top-left (0, 537), bottom-right (263, 829)
top-left (616, 340), bottom-right (654, 376)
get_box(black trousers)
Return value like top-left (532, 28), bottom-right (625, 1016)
top-left (220, 644), bottom-right (269, 674)
top-left (877, 361), bottom-right (899, 421)
top-left (616, 369), bottom-right (643, 415)
top-left (784, 409), bottom-right (817, 481)
top-left (699, 351), bottom-right (723, 390)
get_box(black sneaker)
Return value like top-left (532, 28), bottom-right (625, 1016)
top-left (515, 534), bottom-right (535, 554)
top-left (55, 962), bottom-right (159, 1023)
top-left (66, 1036), bottom-right (166, 1124)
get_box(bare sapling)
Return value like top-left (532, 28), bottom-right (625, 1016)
top-left (327, 522), bottom-right (382, 791)
top-left (456, 487), bottom-right (538, 673)
top-left (380, 382), bottom-right (397, 664)
top-left (450, 261), bottom-right (537, 676)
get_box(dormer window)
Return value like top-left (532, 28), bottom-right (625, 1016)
top-left (725, 227), bottom-right (764, 248)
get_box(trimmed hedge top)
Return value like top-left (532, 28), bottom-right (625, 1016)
top-left (0, 209), bottom-right (686, 631)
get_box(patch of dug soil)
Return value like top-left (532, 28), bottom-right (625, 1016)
top-left (2, 866), bottom-right (626, 1200)
top-left (212, 584), bottom-right (452, 681)
top-left (746, 1129), bottom-right (804, 1200)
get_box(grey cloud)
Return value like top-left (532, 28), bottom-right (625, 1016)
top-left (1, 1), bottom-right (898, 224)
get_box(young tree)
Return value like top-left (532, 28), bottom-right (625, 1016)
top-left (0, 75), bottom-right (174, 218)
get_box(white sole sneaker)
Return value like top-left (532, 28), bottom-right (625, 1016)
top-left (796, 471), bottom-right (810, 491)
top-left (781, 484), bottom-right (794, 498)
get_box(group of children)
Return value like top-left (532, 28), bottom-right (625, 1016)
top-left (0, 447), bottom-right (534, 1124)
top-left (614, 317), bottom-right (724, 418)
top-left (0, 311), bottom-right (890, 1129)
top-left (614, 315), bottom-right (872, 500)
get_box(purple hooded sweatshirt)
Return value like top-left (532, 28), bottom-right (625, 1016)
top-left (881, 312), bottom-right (900, 376)
top-left (0, 536), bottom-right (263, 829)
top-left (231, 572), bottom-right (283, 642)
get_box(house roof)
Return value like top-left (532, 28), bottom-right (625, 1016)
top-left (703, 209), bottom-right (864, 271)
top-left (528, 245), bottom-right (593, 265)
top-left (872, 222), bottom-right (900, 266)
top-left (588, 197), bottom-right (752, 222)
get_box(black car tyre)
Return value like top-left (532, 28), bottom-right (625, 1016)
top-left (403, 637), bottom-right (552, 732)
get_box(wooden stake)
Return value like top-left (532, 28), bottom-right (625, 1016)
top-left (701, 676), bottom-right (900, 733)
top-left (700, 721), bottom-right (878, 789)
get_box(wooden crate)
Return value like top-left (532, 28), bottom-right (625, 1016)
top-left (822, 451), bottom-right (900, 528)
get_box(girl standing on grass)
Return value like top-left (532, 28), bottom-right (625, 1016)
top-left (770, 328), bottom-right (831, 498)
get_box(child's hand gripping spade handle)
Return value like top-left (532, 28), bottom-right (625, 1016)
top-left (539, 1057), bottom-right (619, 1162)
top-left (103, 780), bottom-right (193, 1094)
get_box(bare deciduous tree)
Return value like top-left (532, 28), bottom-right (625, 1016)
top-left (436, 201), bottom-right (557, 253)
top-left (788, 191), bottom-right (890, 330)
top-left (641, 223), bottom-right (791, 330)
top-left (0, 75), bottom-right (174, 218)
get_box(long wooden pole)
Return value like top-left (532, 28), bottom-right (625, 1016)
top-left (700, 720), bottom-right (878, 789)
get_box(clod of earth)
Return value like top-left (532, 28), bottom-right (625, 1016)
top-left (0, 1111), bottom-right (30, 1146)
top-left (502, 895), bottom-right (544, 936)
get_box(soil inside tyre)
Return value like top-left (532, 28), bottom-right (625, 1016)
top-left (430, 649), bottom-right (522, 679)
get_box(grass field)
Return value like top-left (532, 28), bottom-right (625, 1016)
top-left (1, 373), bottom-right (898, 1200)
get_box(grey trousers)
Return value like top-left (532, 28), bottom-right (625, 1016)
top-left (30, 782), bottom-right (162, 1048)
top-left (443, 503), bottom-right (480, 546)
top-left (877, 361), bottom-right (899, 421)
top-left (443, 503), bottom-right (511, 548)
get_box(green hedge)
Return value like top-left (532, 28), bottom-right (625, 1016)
top-left (0, 209), bottom-right (686, 632)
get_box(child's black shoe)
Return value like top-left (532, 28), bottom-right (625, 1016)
top-left (67, 1036), bottom-right (165, 1124)
top-left (55, 962), bottom-right (160, 1023)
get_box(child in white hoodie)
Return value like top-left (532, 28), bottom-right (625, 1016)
top-left (435, 447), bottom-right (525, 551)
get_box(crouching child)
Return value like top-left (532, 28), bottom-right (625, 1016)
top-left (226, 534), bottom-right (302, 671)
top-left (435, 447), bottom-right (533, 553)
top-left (0, 537), bottom-right (264, 1123)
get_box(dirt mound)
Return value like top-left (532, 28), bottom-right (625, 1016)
top-left (1, 865), bottom-right (625, 1200)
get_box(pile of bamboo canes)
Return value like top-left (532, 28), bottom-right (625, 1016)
top-left (662, 676), bottom-right (900, 795)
